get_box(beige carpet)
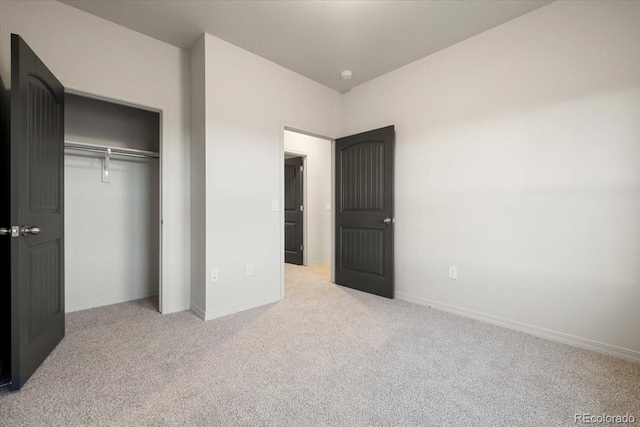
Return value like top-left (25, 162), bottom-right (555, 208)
top-left (0, 263), bottom-right (638, 426)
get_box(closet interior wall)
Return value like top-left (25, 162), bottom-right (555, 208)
top-left (64, 93), bottom-right (160, 312)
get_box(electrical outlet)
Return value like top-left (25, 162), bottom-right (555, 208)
top-left (448, 266), bottom-right (458, 280)
top-left (324, 203), bottom-right (331, 211)
top-left (246, 263), bottom-right (253, 276)
top-left (211, 269), bottom-right (219, 282)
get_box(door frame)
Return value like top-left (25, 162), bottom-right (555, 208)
top-left (64, 87), bottom-right (166, 313)
top-left (284, 151), bottom-right (308, 266)
top-left (279, 124), bottom-right (336, 299)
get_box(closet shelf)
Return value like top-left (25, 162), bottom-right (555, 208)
top-left (64, 141), bottom-right (159, 159)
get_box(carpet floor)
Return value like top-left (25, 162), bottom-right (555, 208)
top-left (0, 263), bottom-right (638, 426)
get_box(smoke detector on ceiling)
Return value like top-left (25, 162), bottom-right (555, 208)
top-left (340, 70), bottom-right (353, 80)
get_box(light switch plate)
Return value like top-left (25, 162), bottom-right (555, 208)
top-left (448, 266), bottom-right (458, 280)
top-left (272, 200), bottom-right (279, 211)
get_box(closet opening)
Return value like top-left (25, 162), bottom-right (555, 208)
top-left (64, 92), bottom-right (162, 313)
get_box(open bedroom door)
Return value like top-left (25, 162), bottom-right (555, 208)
top-left (335, 125), bottom-right (395, 298)
top-left (2, 34), bottom-right (66, 390)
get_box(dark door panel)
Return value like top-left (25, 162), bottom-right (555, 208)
top-left (10, 34), bottom-right (65, 390)
top-left (0, 56), bottom-right (10, 387)
top-left (336, 126), bottom-right (394, 298)
top-left (284, 157), bottom-right (303, 265)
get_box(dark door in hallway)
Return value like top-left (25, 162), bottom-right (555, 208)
top-left (335, 125), bottom-right (395, 298)
top-left (7, 34), bottom-right (65, 390)
top-left (284, 156), bottom-right (304, 265)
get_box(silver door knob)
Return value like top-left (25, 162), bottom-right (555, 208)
top-left (0, 228), bottom-right (9, 236)
top-left (21, 226), bottom-right (41, 236)
top-left (383, 217), bottom-right (395, 224)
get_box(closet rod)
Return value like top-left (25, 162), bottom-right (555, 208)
top-left (64, 141), bottom-right (160, 159)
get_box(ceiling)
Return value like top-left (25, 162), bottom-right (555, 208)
top-left (59, 0), bottom-right (552, 92)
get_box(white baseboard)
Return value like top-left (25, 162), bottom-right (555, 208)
top-left (396, 292), bottom-right (640, 364)
top-left (66, 290), bottom-right (158, 313)
top-left (204, 295), bottom-right (282, 321)
top-left (190, 302), bottom-right (206, 320)
top-left (309, 260), bottom-right (330, 266)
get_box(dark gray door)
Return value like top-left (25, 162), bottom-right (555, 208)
top-left (335, 126), bottom-right (394, 298)
top-left (0, 50), bottom-right (10, 387)
top-left (284, 157), bottom-right (303, 265)
top-left (8, 34), bottom-right (65, 390)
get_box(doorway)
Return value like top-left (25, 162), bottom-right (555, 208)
top-left (282, 129), bottom-right (334, 290)
top-left (280, 125), bottom-right (396, 301)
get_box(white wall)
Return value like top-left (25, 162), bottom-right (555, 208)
top-left (198, 34), bottom-right (341, 320)
top-left (0, 0), bottom-right (191, 314)
top-left (342, 1), bottom-right (640, 359)
top-left (284, 131), bottom-right (332, 265)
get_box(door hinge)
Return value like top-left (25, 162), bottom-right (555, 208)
top-left (300, 205), bottom-right (304, 211)
top-left (300, 245), bottom-right (304, 251)
top-left (300, 165), bottom-right (304, 172)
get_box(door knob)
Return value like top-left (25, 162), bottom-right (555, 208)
top-left (0, 228), bottom-right (9, 236)
top-left (383, 217), bottom-right (395, 224)
top-left (21, 226), bottom-right (41, 236)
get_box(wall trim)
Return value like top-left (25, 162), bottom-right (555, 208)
top-left (396, 292), bottom-right (640, 363)
top-left (190, 302), bottom-right (206, 320)
top-left (310, 260), bottom-right (330, 266)
top-left (204, 295), bottom-right (282, 321)
top-left (66, 291), bottom-right (159, 313)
